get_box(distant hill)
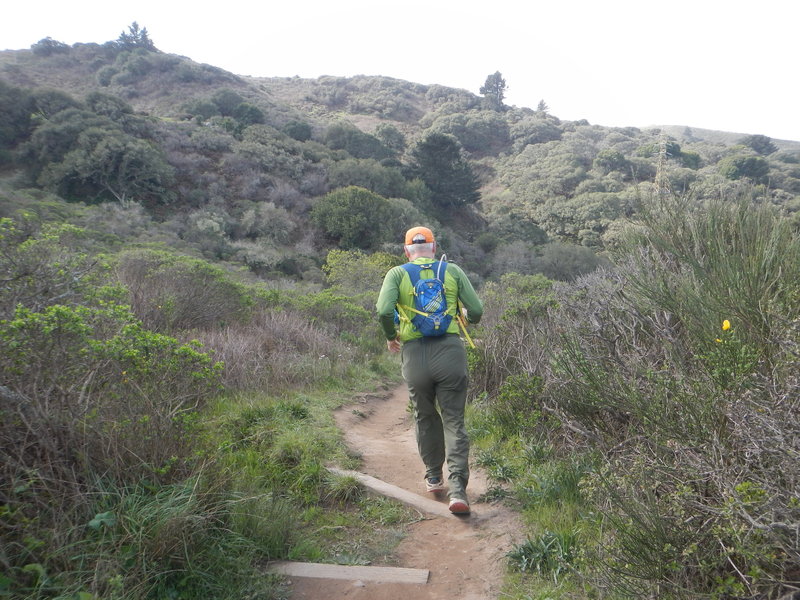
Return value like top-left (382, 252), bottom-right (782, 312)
top-left (655, 125), bottom-right (800, 151)
top-left (2, 36), bottom-right (799, 285)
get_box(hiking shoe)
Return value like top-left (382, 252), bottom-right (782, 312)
top-left (449, 497), bottom-right (470, 514)
top-left (425, 477), bottom-right (447, 492)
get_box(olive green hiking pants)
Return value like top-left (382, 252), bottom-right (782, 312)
top-left (401, 334), bottom-right (470, 499)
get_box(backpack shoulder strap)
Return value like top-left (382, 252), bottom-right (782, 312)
top-left (402, 261), bottom-right (436, 286)
top-left (400, 262), bottom-right (419, 286)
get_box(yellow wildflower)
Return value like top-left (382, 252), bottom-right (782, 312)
top-left (715, 338), bottom-right (722, 343)
top-left (722, 320), bottom-right (731, 331)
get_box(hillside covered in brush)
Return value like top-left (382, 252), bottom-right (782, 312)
top-left (2, 27), bottom-right (799, 286)
top-left (2, 26), bottom-right (800, 600)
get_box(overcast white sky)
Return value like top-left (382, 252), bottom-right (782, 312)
top-left (4, 0), bottom-right (798, 141)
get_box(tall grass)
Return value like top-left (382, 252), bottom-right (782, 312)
top-left (194, 308), bottom-right (360, 391)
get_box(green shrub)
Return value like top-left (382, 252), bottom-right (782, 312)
top-left (0, 302), bottom-right (226, 597)
top-left (0, 218), bottom-right (96, 319)
top-left (322, 248), bottom-right (402, 294)
top-left (310, 186), bottom-right (395, 250)
top-left (0, 303), bottom-right (221, 484)
top-left (292, 288), bottom-right (375, 341)
top-left (472, 192), bottom-right (800, 598)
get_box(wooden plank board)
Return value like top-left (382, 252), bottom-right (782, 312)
top-left (269, 561), bottom-right (429, 584)
top-left (327, 467), bottom-right (453, 518)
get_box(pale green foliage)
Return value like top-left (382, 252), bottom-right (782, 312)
top-left (507, 531), bottom-right (577, 581)
top-left (327, 158), bottom-right (408, 198)
top-left (233, 200), bottom-right (296, 243)
top-left (0, 217), bottom-right (95, 318)
top-left (502, 139), bottom-right (590, 202)
top-left (323, 248), bottom-right (402, 293)
top-left (324, 121), bottom-right (390, 160)
top-left (509, 115), bottom-right (563, 150)
top-left (430, 110), bottom-right (510, 154)
top-left (530, 192), bottom-right (626, 247)
top-left (234, 124), bottom-right (308, 179)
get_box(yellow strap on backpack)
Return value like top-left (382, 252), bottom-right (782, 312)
top-left (456, 302), bottom-right (476, 349)
top-left (397, 302), bottom-right (476, 349)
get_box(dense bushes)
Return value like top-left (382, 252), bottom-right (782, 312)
top-left (0, 218), bottom-right (96, 319)
top-left (470, 194), bottom-right (800, 598)
top-left (0, 301), bottom-right (224, 596)
top-left (0, 212), bottom-right (396, 598)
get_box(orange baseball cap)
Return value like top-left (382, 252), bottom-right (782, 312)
top-left (405, 226), bottom-right (435, 245)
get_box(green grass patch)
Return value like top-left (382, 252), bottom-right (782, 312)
top-left (204, 375), bottom-right (416, 573)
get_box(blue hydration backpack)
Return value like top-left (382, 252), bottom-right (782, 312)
top-left (397, 261), bottom-right (452, 336)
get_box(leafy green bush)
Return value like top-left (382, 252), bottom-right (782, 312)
top-left (324, 121), bottom-right (390, 160)
top-left (719, 155), bottom-right (770, 183)
top-left (292, 288), bottom-right (376, 342)
top-left (326, 158), bottom-right (409, 199)
top-left (430, 109), bottom-right (511, 154)
top-left (20, 106), bottom-right (175, 205)
top-left (0, 301), bottom-right (226, 596)
top-left (322, 249), bottom-right (402, 294)
top-left (310, 186), bottom-right (395, 250)
top-left (0, 218), bottom-right (96, 319)
top-left (0, 303), bottom-right (221, 484)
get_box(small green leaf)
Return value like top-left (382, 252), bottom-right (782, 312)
top-left (22, 563), bottom-right (46, 579)
top-left (88, 511), bottom-right (116, 530)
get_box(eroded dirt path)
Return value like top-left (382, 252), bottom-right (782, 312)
top-left (284, 384), bottom-right (523, 600)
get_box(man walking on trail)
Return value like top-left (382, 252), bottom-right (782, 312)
top-left (376, 226), bottom-right (483, 515)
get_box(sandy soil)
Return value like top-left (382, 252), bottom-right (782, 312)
top-left (282, 384), bottom-right (523, 600)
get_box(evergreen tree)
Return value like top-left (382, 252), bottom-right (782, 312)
top-left (740, 134), bottom-right (777, 156)
top-left (480, 71), bottom-right (506, 111)
top-left (410, 132), bottom-right (480, 209)
top-left (117, 22), bottom-right (156, 51)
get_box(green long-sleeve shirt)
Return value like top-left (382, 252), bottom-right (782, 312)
top-left (376, 257), bottom-right (483, 342)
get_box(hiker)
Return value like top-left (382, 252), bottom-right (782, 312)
top-left (376, 226), bottom-right (483, 514)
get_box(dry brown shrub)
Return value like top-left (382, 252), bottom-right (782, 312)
top-left (192, 308), bottom-right (356, 392)
top-left (114, 248), bottom-right (251, 333)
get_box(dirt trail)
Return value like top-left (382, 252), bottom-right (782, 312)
top-left (283, 384), bottom-right (523, 600)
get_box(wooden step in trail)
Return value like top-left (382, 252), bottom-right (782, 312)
top-left (268, 468), bottom-right (457, 584)
top-left (269, 561), bottom-right (429, 585)
top-left (327, 467), bottom-right (454, 518)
